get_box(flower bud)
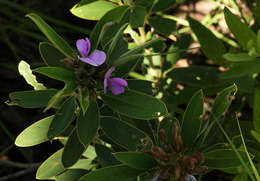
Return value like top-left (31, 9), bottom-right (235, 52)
top-left (159, 128), bottom-right (168, 145)
top-left (193, 166), bottom-right (208, 174)
top-left (191, 152), bottom-right (205, 164)
top-left (173, 165), bottom-right (181, 180)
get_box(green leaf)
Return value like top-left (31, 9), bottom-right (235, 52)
top-left (47, 97), bottom-right (76, 139)
top-left (101, 90), bottom-right (168, 120)
top-left (90, 6), bottom-right (130, 51)
top-left (44, 82), bottom-right (77, 112)
top-left (7, 89), bottom-right (58, 108)
top-left (135, 0), bottom-right (154, 11)
top-left (148, 16), bottom-right (176, 36)
top-left (232, 174), bottom-right (248, 181)
top-left (15, 115), bottom-right (54, 147)
top-left (100, 117), bottom-right (146, 150)
top-left (112, 38), bottom-right (163, 66)
top-left (166, 34), bottom-right (192, 65)
top-left (77, 100), bottom-right (99, 147)
top-left (181, 90), bottom-right (204, 150)
top-left (187, 16), bottom-right (226, 65)
top-left (78, 88), bottom-right (89, 115)
top-left (253, 88), bottom-right (260, 132)
top-left (127, 80), bottom-right (153, 95)
top-left (251, 130), bottom-right (260, 143)
top-left (95, 144), bottom-right (120, 167)
top-left (55, 169), bottom-right (88, 181)
top-left (70, 1), bottom-right (117, 20)
top-left (83, 145), bottom-right (97, 159)
top-left (36, 149), bottom-right (65, 180)
top-left (166, 65), bottom-right (220, 88)
top-left (224, 8), bottom-right (256, 50)
top-left (210, 84), bottom-right (237, 121)
top-left (69, 159), bottom-right (93, 170)
top-left (26, 13), bottom-right (75, 59)
top-left (119, 115), bottom-right (155, 143)
top-left (18, 60), bottom-right (46, 90)
top-left (79, 165), bottom-right (144, 181)
top-left (106, 23), bottom-right (128, 61)
top-left (152, 0), bottom-right (176, 12)
top-left (220, 60), bottom-right (260, 79)
top-left (34, 67), bottom-right (77, 82)
top-left (130, 5), bottom-right (146, 28)
top-left (201, 85), bottom-right (237, 145)
top-left (223, 53), bottom-right (256, 62)
top-left (37, 149), bottom-right (90, 180)
top-left (39, 42), bottom-right (66, 67)
top-left (257, 30), bottom-right (260, 54)
top-left (204, 149), bottom-right (249, 169)
top-left (62, 128), bottom-right (86, 168)
top-left (114, 152), bottom-right (158, 170)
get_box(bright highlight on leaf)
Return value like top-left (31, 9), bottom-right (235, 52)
top-left (18, 60), bottom-right (46, 90)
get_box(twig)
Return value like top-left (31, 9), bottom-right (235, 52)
top-left (0, 167), bottom-right (37, 181)
top-left (0, 160), bottom-right (40, 169)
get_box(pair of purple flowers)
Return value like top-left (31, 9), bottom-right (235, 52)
top-left (76, 37), bottom-right (128, 95)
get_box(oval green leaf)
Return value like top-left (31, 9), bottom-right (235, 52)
top-left (148, 16), bottom-right (176, 36)
top-left (62, 128), bottom-right (86, 168)
top-left (71, 1), bottom-right (117, 20)
top-left (34, 67), bottom-right (77, 82)
top-left (36, 149), bottom-right (65, 180)
top-left (55, 169), bottom-right (88, 181)
top-left (79, 165), bottom-right (144, 181)
top-left (204, 149), bottom-right (249, 169)
top-left (187, 16), bottom-right (226, 65)
top-left (15, 115), bottom-right (54, 147)
top-left (95, 144), bottom-right (120, 167)
top-left (39, 42), bottom-right (66, 67)
top-left (224, 8), bottom-right (256, 50)
top-left (223, 53), bottom-right (257, 62)
top-left (114, 152), bottom-right (158, 170)
top-left (181, 90), bottom-right (204, 150)
top-left (101, 90), bottom-right (168, 120)
top-left (100, 117), bottom-right (146, 150)
top-left (7, 89), bottom-right (58, 108)
top-left (77, 100), bottom-right (99, 147)
top-left (26, 13), bottom-right (75, 59)
top-left (47, 97), bottom-right (76, 139)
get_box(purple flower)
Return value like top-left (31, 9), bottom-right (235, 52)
top-left (104, 67), bottom-right (128, 95)
top-left (76, 37), bottom-right (106, 66)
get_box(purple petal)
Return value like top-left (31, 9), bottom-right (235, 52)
top-left (88, 50), bottom-right (106, 66)
top-left (76, 39), bottom-right (88, 57)
top-left (78, 57), bottom-right (100, 66)
top-left (110, 78), bottom-right (128, 87)
top-left (105, 67), bottom-right (115, 80)
top-left (85, 37), bottom-right (91, 55)
top-left (109, 81), bottom-right (126, 95)
top-left (104, 77), bottom-right (108, 94)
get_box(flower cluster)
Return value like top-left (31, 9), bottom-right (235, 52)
top-left (76, 37), bottom-right (128, 95)
top-left (147, 122), bottom-right (208, 181)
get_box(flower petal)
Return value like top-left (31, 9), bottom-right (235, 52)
top-left (104, 66), bottom-right (115, 80)
top-left (78, 57), bottom-right (102, 67)
top-left (104, 77), bottom-right (108, 94)
top-left (76, 39), bottom-right (88, 57)
top-left (85, 37), bottom-right (91, 55)
top-left (110, 78), bottom-right (128, 87)
top-left (88, 50), bottom-right (106, 66)
top-left (108, 79), bottom-right (126, 95)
